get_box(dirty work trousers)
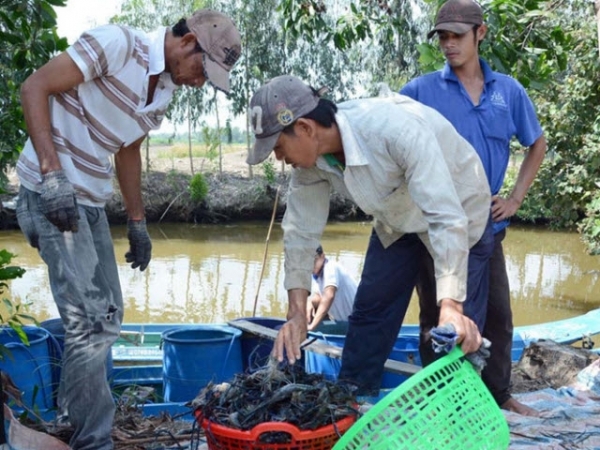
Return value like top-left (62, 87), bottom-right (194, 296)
top-left (17, 186), bottom-right (123, 450)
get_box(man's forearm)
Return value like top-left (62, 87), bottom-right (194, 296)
top-left (115, 137), bottom-right (145, 220)
top-left (21, 78), bottom-right (61, 174)
top-left (509, 136), bottom-right (547, 204)
top-left (288, 288), bottom-right (310, 320)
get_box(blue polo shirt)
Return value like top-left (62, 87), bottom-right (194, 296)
top-left (400, 59), bottom-right (543, 233)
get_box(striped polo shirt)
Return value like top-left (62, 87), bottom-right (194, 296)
top-left (17, 25), bottom-right (178, 207)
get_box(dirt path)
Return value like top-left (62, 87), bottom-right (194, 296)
top-left (148, 147), bottom-right (255, 177)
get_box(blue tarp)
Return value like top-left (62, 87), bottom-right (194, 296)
top-left (508, 359), bottom-right (600, 449)
top-left (508, 388), bottom-right (600, 449)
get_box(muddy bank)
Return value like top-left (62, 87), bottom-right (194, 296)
top-left (0, 170), bottom-right (367, 230)
top-left (510, 339), bottom-right (599, 394)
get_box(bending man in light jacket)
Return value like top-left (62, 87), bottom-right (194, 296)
top-left (246, 75), bottom-right (494, 396)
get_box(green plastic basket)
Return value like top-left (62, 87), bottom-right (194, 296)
top-left (333, 347), bottom-right (510, 450)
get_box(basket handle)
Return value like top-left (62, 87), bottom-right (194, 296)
top-left (248, 421), bottom-right (303, 441)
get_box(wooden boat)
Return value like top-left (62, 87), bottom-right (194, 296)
top-left (110, 308), bottom-right (600, 389)
top-left (7, 310), bottom-right (600, 426)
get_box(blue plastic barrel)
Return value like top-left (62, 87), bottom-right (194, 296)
top-left (305, 321), bottom-right (421, 387)
top-left (162, 325), bottom-right (243, 402)
top-left (0, 326), bottom-right (54, 410)
top-left (381, 335), bottom-right (421, 388)
top-left (40, 318), bottom-right (114, 397)
top-left (231, 317), bottom-right (286, 371)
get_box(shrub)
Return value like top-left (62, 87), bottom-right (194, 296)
top-left (262, 160), bottom-right (276, 185)
top-left (189, 173), bottom-right (209, 203)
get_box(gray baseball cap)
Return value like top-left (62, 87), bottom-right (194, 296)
top-left (246, 75), bottom-right (320, 165)
top-left (427, 0), bottom-right (483, 39)
top-left (187, 9), bottom-right (241, 94)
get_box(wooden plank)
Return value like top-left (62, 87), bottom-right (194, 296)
top-left (228, 319), bottom-right (421, 376)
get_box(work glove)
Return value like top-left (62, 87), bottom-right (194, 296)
top-left (126, 218), bottom-right (151, 271)
top-left (39, 170), bottom-right (79, 233)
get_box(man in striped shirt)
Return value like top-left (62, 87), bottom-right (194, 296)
top-left (246, 75), bottom-right (494, 396)
top-left (15, 10), bottom-right (240, 450)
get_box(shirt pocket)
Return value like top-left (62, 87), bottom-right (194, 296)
top-left (481, 106), bottom-right (512, 144)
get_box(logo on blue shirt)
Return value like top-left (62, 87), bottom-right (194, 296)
top-left (490, 91), bottom-right (506, 107)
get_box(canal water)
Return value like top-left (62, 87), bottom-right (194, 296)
top-left (2, 221), bottom-right (600, 327)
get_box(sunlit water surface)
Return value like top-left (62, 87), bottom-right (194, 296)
top-left (3, 222), bottom-right (600, 327)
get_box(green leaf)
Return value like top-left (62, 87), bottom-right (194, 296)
top-left (8, 323), bottom-right (29, 346)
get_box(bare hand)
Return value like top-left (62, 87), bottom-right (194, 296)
top-left (273, 313), bottom-right (307, 364)
top-left (491, 195), bottom-right (520, 222)
top-left (438, 299), bottom-right (482, 354)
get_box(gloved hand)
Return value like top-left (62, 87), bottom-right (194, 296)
top-left (126, 218), bottom-right (151, 271)
top-left (39, 170), bottom-right (79, 232)
top-left (430, 323), bottom-right (492, 373)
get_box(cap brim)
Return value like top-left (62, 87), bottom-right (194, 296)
top-left (203, 55), bottom-right (230, 94)
top-left (246, 132), bottom-right (280, 165)
top-left (427, 22), bottom-right (473, 39)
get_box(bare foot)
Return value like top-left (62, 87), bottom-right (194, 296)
top-left (501, 397), bottom-right (540, 417)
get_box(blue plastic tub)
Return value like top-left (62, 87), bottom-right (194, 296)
top-left (0, 326), bottom-right (54, 410)
top-left (305, 322), bottom-right (347, 381)
top-left (162, 325), bottom-right (243, 402)
top-left (305, 322), bottom-right (421, 387)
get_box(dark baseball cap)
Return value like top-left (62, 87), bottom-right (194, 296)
top-left (246, 75), bottom-right (320, 165)
top-left (427, 0), bottom-right (483, 39)
top-left (186, 9), bottom-right (241, 94)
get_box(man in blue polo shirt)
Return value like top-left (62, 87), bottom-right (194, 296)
top-left (401, 0), bottom-right (546, 416)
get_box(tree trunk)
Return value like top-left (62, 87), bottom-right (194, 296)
top-left (188, 100), bottom-right (194, 176)
top-left (596, 0), bottom-right (600, 57)
top-left (244, 10), bottom-right (253, 179)
top-left (215, 90), bottom-right (223, 177)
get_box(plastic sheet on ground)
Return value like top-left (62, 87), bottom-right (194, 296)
top-left (3, 404), bottom-right (69, 450)
top-left (508, 361), bottom-right (600, 450)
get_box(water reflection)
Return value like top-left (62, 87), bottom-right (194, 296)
top-left (2, 222), bottom-right (600, 326)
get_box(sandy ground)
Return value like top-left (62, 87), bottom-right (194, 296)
top-left (148, 146), bottom-right (255, 177)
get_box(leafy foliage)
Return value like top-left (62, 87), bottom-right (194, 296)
top-left (523, 1), bottom-right (600, 239)
top-left (277, 0), bottom-right (427, 92)
top-left (0, 0), bottom-right (68, 190)
top-left (481, 0), bottom-right (568, 89)
top-left (0, 249), bottom-right (34, 348)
